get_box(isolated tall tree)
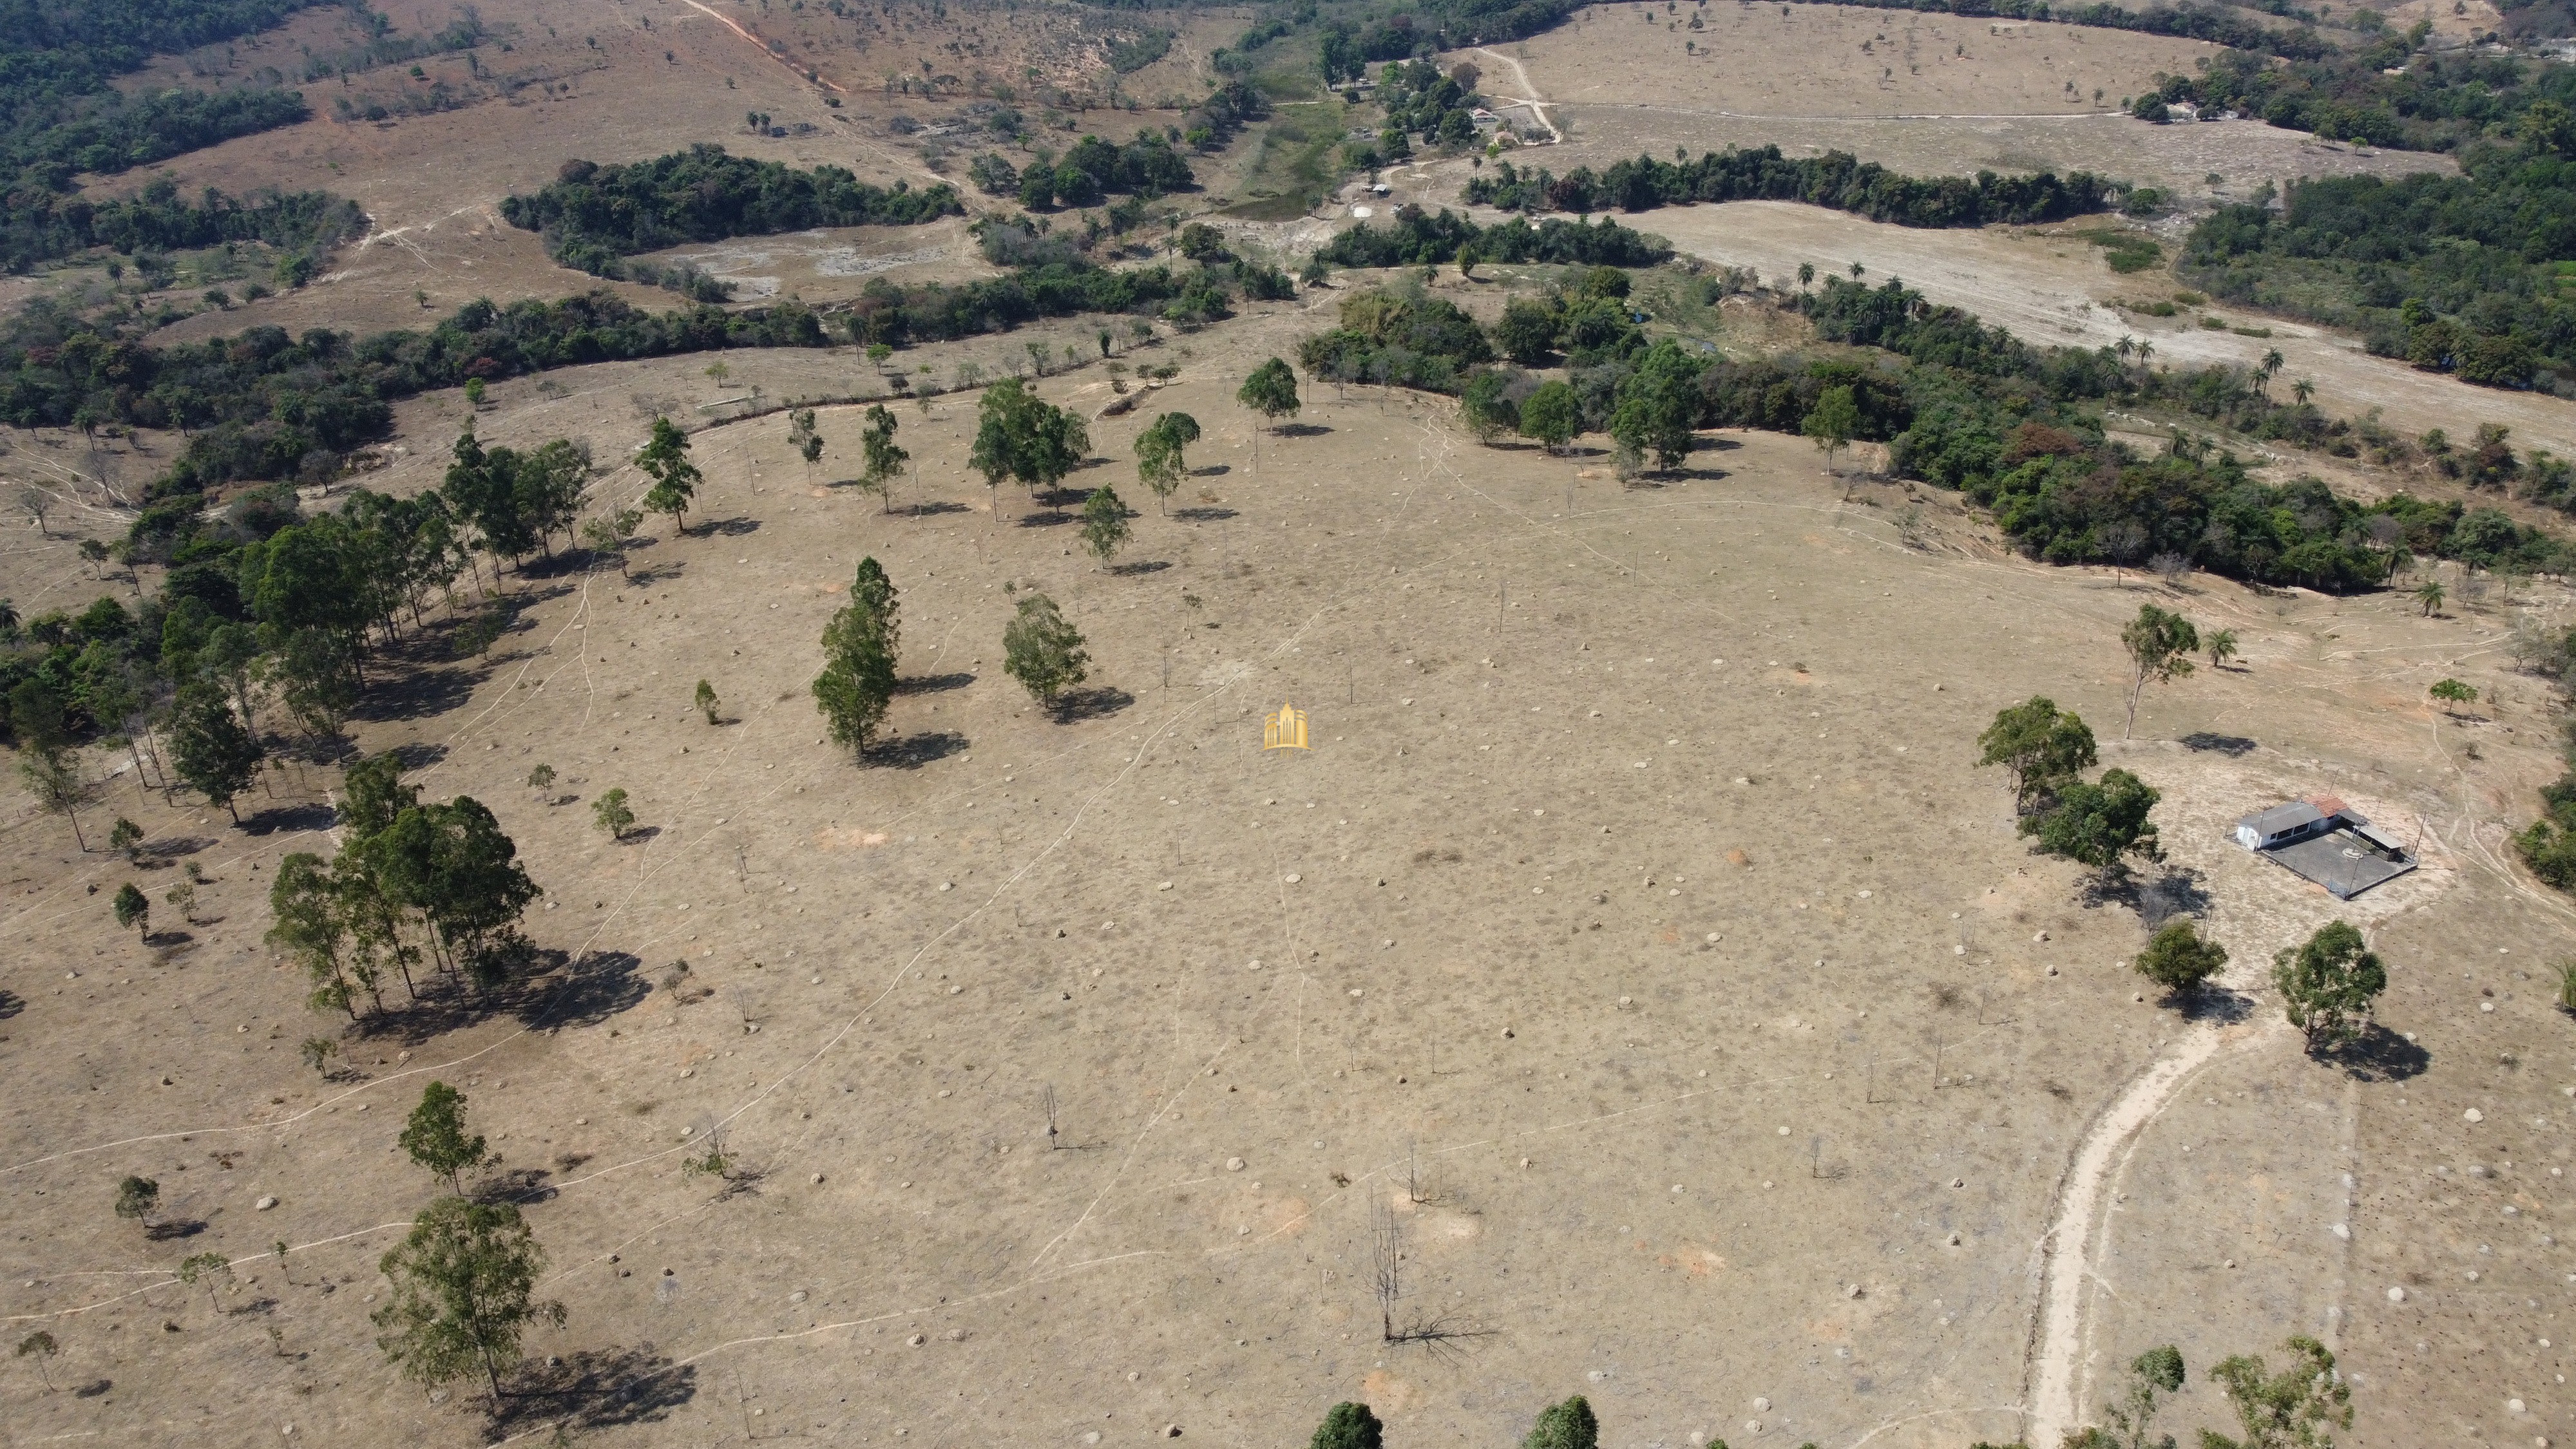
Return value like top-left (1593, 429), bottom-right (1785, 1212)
top-left (1311, 1402), bottom-right (1384, 1449)
top-left (592, 788), bottom-right (634, 840)
top-left (1237, 357), bottom-right (1301, 432)
top-left (814, 558), bottom-right (901, 754)
top-left (113, 882), bottom-right (149, 938)
top-left (859, 404), bottom-right (908, 513)
top-left (2119, 603), bottom-right (2198, 738)
top-left (1609, 339), bottom-right (1701, 475)
top-left (1135, 411), bottom-right (1201, 513)
top-left (788, 407), bottom-right (823, 478)
top-left (14, 1329), bottom-right (58, 1392)
top-left (2022, 767), bottom-right (2162, 880)
top-left (169, 681), bottom-right (263, 823)
top-left (113, 1175), bottom-right (159, 1232)
top-left (2133, 921), bottom-right (2228, 999)
top-left (19, 741), bottom-right (87, 850)
top-left (580, 507), bottom-right (644, 580)
top-left (373, 1196), bottom-right (565, 1401)
top-left (1459, 372), bottom-right (1519, 446)
top-left (1004, 592), bottom-right (1089, 711)
top-left (2202, 1337), bottom-right (2350, 1449)
top-left (1081, 486), bottom-right (1132, 567)
top-left (1523, 1396), bottom-right (1599, 1449)
top-left (1803, 383), bottom-right (1860, 486)
top-left (637, 415), bottom-right (701, 535)
top-left (270, 851), bottom-right (372, 1018)
top-left (1976, 696), bottom-right (2097, 813)
top-left (970, 378), bottom-right (1089, 516)
top-left (400, 1082), bottom-right (491, 1193)
top-left (2273, 920), bottom-right (2385, 1052)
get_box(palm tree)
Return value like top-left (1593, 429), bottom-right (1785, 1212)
top-left (2116, 335), bottom-right (2136, 362)
top-left (2291, 377), bottom-right (2315, 406)
top-left (2414, 579), bottom-right (2445, 616)
top-left (2135, 339), bottom-right (2155, 368)
top-left (2257, 348), bottom-right (2285, 396)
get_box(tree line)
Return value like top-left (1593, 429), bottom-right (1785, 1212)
top-left (498, 146), bottom-right (964, 279)
top-left (1463, 147), bottom-right (2113, 229)
top-left (2150, 26), bottom-right (2573, 153)
top-left (964, 130), bottom-right (1195, 211)
top-left (1768, 0), bottom-right (2327, 59)
top-left (2182, 127), bottom-right (2576, 390)
top-left (1315, 209), bottom-right (1672, 270)
top-left (0, 175), bottom-right (361, 279)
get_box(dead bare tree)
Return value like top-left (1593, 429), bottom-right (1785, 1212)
top-left (1370, 1201), bottom-right (1402, 1342)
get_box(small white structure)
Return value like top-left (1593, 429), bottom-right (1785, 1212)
top-left (2235, 800), bottom-right (2328, 851)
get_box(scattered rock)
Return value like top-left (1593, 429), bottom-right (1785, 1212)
top-left (1165, 1426), bottom-right (1182, 1439)
top-left (2467, 1108), bottom-right (2486, 1123)
top-left (946, 1328), bottom-right (966, 1341)
top-left (790, 1291), bottom-right (808, 1303)
top-left (1284, 873), bottom-right (1301, 884)
top-left (1226, 1157), bottom-right (1246, 1172)
top-left (1753, 1397), bottom-right (1770, 1412)
top-left (255, 1195), bottom-right (278, 1211)
top-left (907, 1334), bottom-right (926, 1347)
top-left (2388, 1286), bottom-right (2407, 1303)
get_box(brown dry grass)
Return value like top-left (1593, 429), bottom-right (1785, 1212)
top-left (0, 291), bottom-right (2571, 1447)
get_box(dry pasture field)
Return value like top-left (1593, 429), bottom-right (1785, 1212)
top-left (3, 300), bottom-right (2576, 1448)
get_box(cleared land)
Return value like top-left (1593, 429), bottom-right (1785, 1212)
top-left (3, 290), bottom-right (2575, 1446)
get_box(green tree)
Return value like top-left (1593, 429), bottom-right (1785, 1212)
top-left (302, 1036), bottom-right (339, 1075)
top-left (814, 558), bottom-right (901, 755)
top-left (113, 882), bottom-right (149, 937)
top-left (108, 817), bottom-right (143, 860)
top-left (1310, 1401), bottom-right (1384, 1449)
top-left (270, 851), bottom-right (372, 1017)
top-left (1135, 411), bottom-right (1201, 513)
top-left (1495, 296), bottom-right (1560, 365)
top-left (1610, 339), bottom-right (1702, 475)
top-left (372, 1196), bottom-right (566, 1401)
top-left (464, 377), bottom-right (486, 409)
top-left (2119, 603), bottom-right (2199, 739)
top-left (2134, 920), bottom-right (2228, 999)
top-left (1237, 357), bottom-right (1301, 432)
top-left (1519, 379), bottom-right (1579, 454)
top-left (526, 763), bottom-right (556, 797)
top-left (19, 744), bottom-right (88, 850)
top-left (859, 403), bottom-right (908, 513)
top-left (2022, 767), bottom-right (2162, 879)
top-left (178, 1251), bottom-right (233, 1316)
top-left (2202, 1337), bottom-right (2350, 1449)
top-left (363, 796), bottom-right (540, 985)
top-left (2273, 921), bottom-right (2386, 1052)
top-left (113, 1175), bottom-right (159, 1231)
top-left (637, 415), bottom-right (701, 535)
top-left (341, 751), bottom-right (420, 840)
top-left (15, 1329), bottom-right (58, 1392)
top-left (694, 678), bottom-right (720, 724)
top-left (399, 1082), bottom-right (491, 1193)
top-left (788, 406), bottom-right (823, 476)
top-left (2068, 1343), bottom-right (2186, 1449)
top-left (1802, 383), bottom-right (1860, 487)
top-left (591, 788), bottom-right (634, 841)
top-left (1976, 697), bottom-right (2098, 813)
top-left (267, 626), bottom-right (359, 743)
top-left (2206, 627), bottom-right (2239, 668)
top-left (2412, 578), bottom-right (2444, 616)
top-left (580, 507), bottom-right (644, 584)
top-left (969, 378), bottom-right (1089, 516)
top-left (2429, 677), bottom-right (2476, 715)
top-left (1004, 592), bottom-right (1089, 710)
top-left (1460, 371), bottom-right (1520, 446)
top-left (1082, 485), bottom-right (1132, 567)
top-left (169, 681), bottom-right (263, 823)
top-left (1523, 1395), bottom-right (1599, 1449)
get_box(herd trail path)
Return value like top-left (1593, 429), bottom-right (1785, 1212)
top-left (2020, 1012), bottom-right (2253, 1446)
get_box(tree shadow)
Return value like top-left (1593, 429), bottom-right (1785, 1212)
top-left (2331, 1021), bottom-right (2430, 1082)
top-left (389, 742), bottom-right (450, 772)
top-left (1172, 506), bottom-right (1237, 522)
top-left (519, 951), bottom-right (649, 1030)
top-left (2178, 987), bottom-right (2255, 1025)
top-left (128, 835), bottom-right (205, 867)
top-left (893, 672), bottom-right (975, 695)
top-left (241, 802), bottom-right (336, 837)
top-left (0, 988), bottom-right (21, 1021)
top-left (472, 1166), bottom-right (557, 1206)
top-left (868, 730), bottom-right (969, 769)
top-left (2180, 732), bottom-right (2258, 757)
top-left (2132, 871), bottom-right (2216, 930)
top-left (1016, 511), bottom-right (1074, 528)
top-left (72, 1378), bottom-right (111, 1399)
top-left (902, 500), bottom-right (970, 517)
top-left (484, 1346), bottom-right (698, 1441)
top-left (1108, 559), bottom-right (1172, 576)
top-left (697, 516), bottom-right (763, 538)
top-left (1051, 686), bottom-right (1133, 722)
top-left (1190, 464), bottom-right (1231, 477)
top-left (352, 663), bottom-right (481, 724)
top-left (141, 929), bottom-right (194, 949)
top-left (613, 826), bottom-right (663, 846)
top-left (515, 553), bottom-right (591, 582)
top-left (144, 1219), bottom-right (207, 1242)
top-left (1274, 422), bottom-right (1333, 438)
top-left (1031, 486), bottom-right (1090, 508)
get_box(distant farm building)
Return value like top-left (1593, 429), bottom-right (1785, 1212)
top-left (2234, 797), bottom-right (2416, 899)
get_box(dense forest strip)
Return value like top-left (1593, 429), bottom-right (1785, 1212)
top-left (1464, 147), bottom-right (2117, 226)
top-left (0, 175), bottom-right (359, 279)
top-left (498, 146), bottom-right (966, 281)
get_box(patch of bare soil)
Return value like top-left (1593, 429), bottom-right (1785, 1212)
top-left (3, 290), bottom-right (2573, 1448)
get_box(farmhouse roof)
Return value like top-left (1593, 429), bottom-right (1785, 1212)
top-left (2240, 801), bottom-right (2325, 836)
